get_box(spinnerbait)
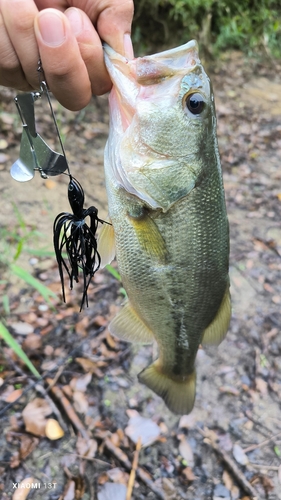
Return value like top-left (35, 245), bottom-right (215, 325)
top-left (10, 61), bottom-right (107, 309)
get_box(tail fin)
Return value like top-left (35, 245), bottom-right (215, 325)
top-left (138, 360), bottom-right (196, 415)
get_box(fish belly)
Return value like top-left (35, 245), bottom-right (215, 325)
top-left (106, 169), bottom-right (229, 381)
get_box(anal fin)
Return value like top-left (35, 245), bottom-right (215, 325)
top-left (202, 286), bottom-right (231, 346)
top-left (97, 221), bottom-right (115, 268)
top-left (138, 360), bottom-right (196, 415)
top-left (109, 302), bottom-right (154, 344)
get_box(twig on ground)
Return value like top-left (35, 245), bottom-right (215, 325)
top-left (36, 380), bottom-right (164, 499)
top-left (249, 463), bottom-right (280, 471)
top-left (46, 378), bottom-right (89, 440)
top-left (243, 431), bottom-right (281, 453)
top-left (126, 437), bottom-right (142, 500)
top-left (197, 426), bottom-right (258, 499)
top-left (46, 359), bottom-right (72, 388)
top-left (75, 455), bottom-right (111, 468)
top-left (35, 382), bottom-right (67, 432)
top-left (245, 410), bottom-right (273, 438)
top-left (96, 432), bottom-right (166, 500)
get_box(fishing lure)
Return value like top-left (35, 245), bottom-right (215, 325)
top-left (10, 61), bottom-right (107, 309)
top-left (54, 176), bottom-right (107, 310)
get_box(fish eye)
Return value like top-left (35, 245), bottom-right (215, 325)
top-left (184, 92), bottom-right (206, 116)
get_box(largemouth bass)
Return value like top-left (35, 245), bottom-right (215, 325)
top-left (99, 41), bottom-right (231, 415)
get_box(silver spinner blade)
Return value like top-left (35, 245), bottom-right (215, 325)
top-left (11, 91), bottom-right (69, 182)
top-left (11, 125), bottom-right (37, 181)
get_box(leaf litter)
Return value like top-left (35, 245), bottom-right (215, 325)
top-left (0, 52), bottom-right (281, 498)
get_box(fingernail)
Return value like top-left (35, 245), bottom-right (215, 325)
top-left (124, 34), bottom-right (134, 60)
top-left (65, 8), bottom-right (83, 36)
top-left (37, 10), bottom-right (66, 47)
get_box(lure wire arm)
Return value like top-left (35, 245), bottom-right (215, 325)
top-left (37, 57), bottom-right (69, 171)
top-left (10, 60), bottom-right (69, 182)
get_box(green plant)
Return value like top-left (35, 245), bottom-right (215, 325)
top-left (132, 0), bottom-right (281, 58)
top-left (0, 205), bottom-right (57, 375)
top-left (10, 264), bottom-right (57, 303)
top-left (0, 203), bottom-right (56, 305)
top-left (0, 321), bottom-right (41, 378)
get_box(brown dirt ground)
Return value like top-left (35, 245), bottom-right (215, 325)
top-left (0, 50), bottom-right (281, 500)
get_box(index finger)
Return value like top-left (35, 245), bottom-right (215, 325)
top-left (96, 0), bottom-right (134, 58)
top-left (35, 0), bottom-right (134, 57)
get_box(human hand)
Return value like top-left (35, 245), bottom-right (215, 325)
top-left (0, 0), bottom-right (134, 110)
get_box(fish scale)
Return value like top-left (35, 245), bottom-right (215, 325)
top-left (99, 40), bottom-right (231, 414)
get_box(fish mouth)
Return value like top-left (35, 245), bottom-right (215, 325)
top-left (104, 44), bottom-right (137, 132)
top-left (104, 41), bottom-right (200, 133)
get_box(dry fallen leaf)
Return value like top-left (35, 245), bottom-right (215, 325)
top-left (232, 443), bottom-right (249, 465)
top-left (0, 139), bottom-right (8, 150)
top-left (9, 415), bottom-right (20, 432)
top-left (107, 468), bottom-right (129, 485)
top-left (255, 377), bottom-right (268, 395)
top-left (178, 413), bottom-right (197, 430)
top-left (76, 436), bottom-right (97, 458)
top-left (222, 469), bottom-right (234, 490)
top-left (22, 334), bottom-right (42, 351)
top-left (22, 398), bottom-right (52, 437)
top-left (110, 432), bottom-right (122, 447)
top-left (217, 433), bottom-right (233, 452)
top-left (20, 436), bottom-right (38, 461)
top-left (12, 477), bottom-right (34, 500)
top-left (219, 385), bottom-right (239, 396)
top-left (243, 420), bottom-right (254, 431)
top-left (178, 435), bottom-right (194, 467)
top-left (182, 466), bottom-right (195, 482)
top-left (75, 316), bottom-right (89, 337)
top-left (10, 451), bottom-right (21, 469)
top-left (0, 385), bottom-right (15, 402)
top-left (230, 485), bottom-right (240, 500)
top-left (75, 357), bottom-right (103, 376)
top-left (0, 152), bottom-right (9, 163)
top-left (106, 331), bottom-right (117, 349)
top-left (100, 342), bottom-right (116, 359)
top-left (70, 373), bottom-right (92, 392)
top-left (125, 410), bottom-right (161, 447)
top-left (98, 473), bottom-right (109, 486)
top-left (97, 482), bottom-right (127, 500)
top-left (5, 388), bottom-right (23, 403)
top-left (45, 418), bottom-right (64, 440)
top-left (62, 479), bottom-right (75, 500)
top-left (73, 391), bottom-right (89, 414)
top-left (92, 314), bottom-right (108, 327)
top-left (161, 477), bottom-right (176, 497)
top-left (10, 322), bottom-right (34, 335)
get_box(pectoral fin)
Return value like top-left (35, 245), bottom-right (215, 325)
top-left (128, 211), bottom-right (167, 262)
top-left (138, 360), bottom-right (196, 415)
top-left (109, 302), bottom-right (154, 344)
top-left (97, 221), bottom-right (115, 268)
top-left (202, 287), bottom-right (231, 346)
